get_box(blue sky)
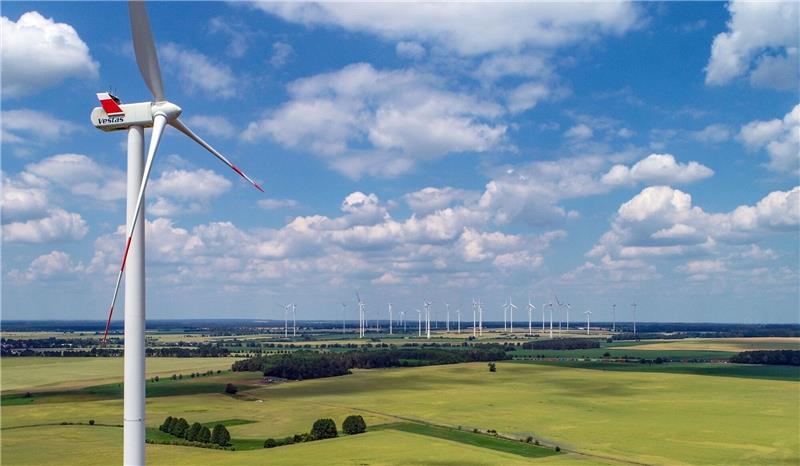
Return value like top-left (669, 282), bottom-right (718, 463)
top-left (2, 1), bottom-right (798, 324)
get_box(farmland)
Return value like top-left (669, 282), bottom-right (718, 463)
top-left (2, 341), bottom-right (798, 465)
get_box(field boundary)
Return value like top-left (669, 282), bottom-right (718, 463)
top-left (314, 402), bottom-right (652, 465)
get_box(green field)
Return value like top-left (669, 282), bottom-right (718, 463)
top-left (0, 357), bottom-right (239, 393)
top-left (2, 356), bottom-right (798, 465)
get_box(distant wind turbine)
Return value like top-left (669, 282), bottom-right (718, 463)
top-left (631, 302), bottom-right (638, 334)
top-left (585, 310), bottom-right (592, 335)
top-left (388, 302), bottom-right (393, 335)
top-left (508, 297), bottom-right (517, 334)
top-left (612, 303), bottom-right (616, 333)
top-left (456, 309), bottom-right (461, 334)
top-left (416, 309), bottom-right (422, 337)
top-left (527, 295), bottom-right (536, 336)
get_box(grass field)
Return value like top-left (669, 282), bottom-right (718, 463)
top-left (2, 357), bottom-right (798, 465)
top-left (0, 357), bottom-right (239, 393)
top-left (621, 337), bottom-right (800, 352)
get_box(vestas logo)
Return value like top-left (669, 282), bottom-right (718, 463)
top-left (98, 117), bottom-right (125, 124)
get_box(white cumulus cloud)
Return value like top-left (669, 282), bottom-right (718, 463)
top-left (1, 11), bottom-right (98, 98)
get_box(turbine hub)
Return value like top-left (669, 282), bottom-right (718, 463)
top-left (151, 100), bottom-right (182, 120)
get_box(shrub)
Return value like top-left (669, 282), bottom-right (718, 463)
top-left (225, 383), bottom-right (238, 395)
top-left (555, 446), bottom-right (561, 452)
top-left (186, 422), bottom-right (202, 442)
top-left (310, 418), bottom-right (338, 440)
top-left (535, 440), bottom-right (540, 446)
top-left (159, 416), bottom-right (173, 432)
top-left (488, 362), bottom-right (496, 372)
top-left (89, 420), bottom-right (95, 426)
top-left (171, 374), bottom-right (177, 380)
top-left (526, 436), bottom-right (533, 443)
top-left (342, 415), bottom-right (367, 435)
top-left (154, 376), bottom-right (159, 382)
top-left (264, 438), bottom-right (277, 448)
top-left (211, 424), bottom-right (231, 446)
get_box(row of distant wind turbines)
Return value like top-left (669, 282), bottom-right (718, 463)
top-left (276, 295), bottom-right (640, 340)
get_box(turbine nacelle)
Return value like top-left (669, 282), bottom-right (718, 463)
top-left (91, 97), bottom-right (182, 132)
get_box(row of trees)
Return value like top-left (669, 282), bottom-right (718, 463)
top-left (232, 347), bottom-right (509, 380)
top-left (264, 415), bottom-right (366, 449)
top-left (521, 339), bottom-right (601, 350)
top-left (159, 416), bottom-right (231, 446)
top-left (730, 350), bottom-right (800, 366)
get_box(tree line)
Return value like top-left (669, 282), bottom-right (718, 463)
top-left (158, 416), bottom-right (231, 447)
top-left (232, 347), bottom-right (509, 380)
top-left (521, 339), bottom-right (601, 350)
top-left (730, 350), bottom-right (800, 366)
top-left (264, 415), bottom-right (366, 448)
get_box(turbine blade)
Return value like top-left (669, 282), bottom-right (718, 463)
top-left (129, 1), bottom-right (165, 101)
top-left (170, 119), bottom-right (263, 192)
top-left (102, 115), bottom-right (168, 343)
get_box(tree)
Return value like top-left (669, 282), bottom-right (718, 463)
top-left (159, 416), bottom-right (173, 432)
top-left (198, 426), bottom-right (212, 444)
top-left (172, 418), bottom-right (189, 438)
top-left (186, 422), bottom-right (203, 442)
top-left (310, 418), bottom-right (338, 440)
top-left (264, 438), bottom-right (277, 448)
top-left (225, 383), bottom-right (238, 395)
top-left (166, 417), bottom-right (179, 434)
top-left (89, 420), bottom-right (95, 426)
top-left (488, 362), bottom-right (497, 372)
top-left (211, 424), bottom-right (231, 446)
top-left (342, 415), bottom-right (367, 435)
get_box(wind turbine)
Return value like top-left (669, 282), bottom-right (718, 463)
top-left (503, 299), bottom-right (510, 332)
top-left (548, 302), bottom-right (554, 338)
top-left (472, 299), bottom-right (477, 337)
top-left (445, 302), bottom-right (450, 333)
top-left (456, 309), bottom-right (461, 334)
top-left (400, 310), bottom-right (406, 332)
top-left (388, 302), bottom-right (393, 335)
top-left (416, 309), bottom-right (422, 336)
top-left (424, 300), bottom-right (432, 339)
top-left (565, 303), bottom-right (571, 332)
top-left (276, 304), bottom-right (290, 338)
top-left (356, 292), bottom-right (366, 338)
top-left (611, 303), bottom-right (616, 333)
top-left (341, 303), bottom-right (347, 334)
top-left (478, 299), bottom-right (484, 336)
top-left (95, 3), bottom-right (263, 464)
top-left (585, 310), bottom-right (592, 335)
top-left (292, 303), bottom-right (297, 337)
top-left (631, 302), bottom-right (637, 334)
top-left (527, 295), bottom-right (536, 336)
top-left (554, 294), bottom-right (564, 336)
top-left (508, 297), bottom-right (517, 334)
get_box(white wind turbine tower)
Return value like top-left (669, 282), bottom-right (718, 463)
top-left (478, 299), bottom-right (484, 336)
top-left (585, 310), bottom-right (592, 335)
top-left (356, 293), bottom-right (366, 338)
top-left (631, 302), bottom-right (637, 334)
top-left (472, 299), bottom-right (477, 337)
top-left (400, 310), bottom-right (406, 332)
top-left (612, 303), bottom-right (616, 333)
top-left (276, 304), bottom-right (290, 338)
top-left (341, 303), bottom-right (347, 334)
top-left (527, 296), bottom-right (536, 336)
top-left (502, 299), bottom-right (508, 332)
top-left (388, 302), bottom-right (393, 335)
top-left (565, 303), bottom-right (571, 332)
top-left (424, 300), bottom-right (432, 339)
top-left (548, 302), bottom-right (554, 338)
top-left (445, 302), bottom-right (450, 333)
top-left (554, 295), bottom-right (564, 336)
top-left (541, 302), bottom-right (546, 331)
top-left (456, 308), bottom-right (461, 334)
top-left (292, 303), bottom-right (297, 337)
top-left (508, 297), bottom-right (517, 334)
top-left (94, 3), bottom-right (263, 463)
top-left (416, 309), bottom-right (422, 336)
